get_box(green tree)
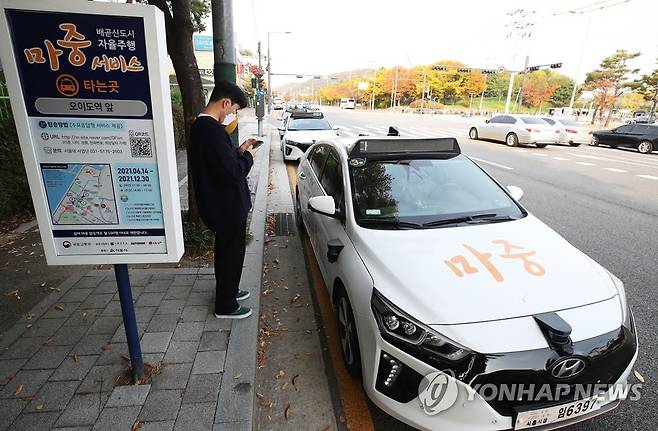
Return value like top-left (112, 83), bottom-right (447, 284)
top-left (631, 60), bottom-right (658, 121)
top-left (618, 92), bottom-right (646, 112)
top-left (584, 49), bottom-right (641, 126)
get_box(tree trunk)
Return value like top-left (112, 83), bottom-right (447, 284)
top-left (590, 105), bottom-right (599, 125)
top-left (149, 0), bottom-right (205, 224)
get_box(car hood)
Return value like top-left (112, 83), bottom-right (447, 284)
top-left (284, 130), bottom-right (337, 143)
top-left (350, 214), bottom-right (617, 325)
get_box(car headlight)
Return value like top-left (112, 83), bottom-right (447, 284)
top-left (607, 270), bottom-right (631, 328)
top-left (285, 140), bottom-right (299, 147)
top-left (371, 289), bottom-right (471, 362)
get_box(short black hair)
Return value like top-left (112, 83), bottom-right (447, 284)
top-left (209, 80), bottom-right (248, 108)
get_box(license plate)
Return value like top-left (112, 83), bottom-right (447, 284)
top-left (514, 396), bottom-right (602, 430)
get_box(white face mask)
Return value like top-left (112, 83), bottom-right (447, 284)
top-left (222, 112), bottom-right (236, 126)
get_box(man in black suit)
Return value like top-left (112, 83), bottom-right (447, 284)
top-left (189, 80), bottom-right (258, 319)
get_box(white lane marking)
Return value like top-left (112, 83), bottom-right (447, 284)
top-left (571, 152), bottom-right (658, 169)
top-left (339, 130), bottom-right (356, 137)
top-left (468, 156), bottom-right (514, 170)
top-left (576, 162), bottom-right (596, 166)
top-left (178, 175), bottom-right (188, 188)
top-left (533, 153), bottom-right (547, 157)
top-left (516, 149), bottom-right (529, 153)
top-left (553, 157), bottom-right (570, 161)
top-left (637, 174), bottom-right (658, 180)
top-left (603, 168), bottom-right (627, 173)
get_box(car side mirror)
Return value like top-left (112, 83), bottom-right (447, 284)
top-left (507, 185), bottom-right (524, 201)
top-left (308, 195), bottom-right (343, 219)
top-left (333, 126), bottom-right (340, 131)
top-left (485, 119), bottom-right (490, 124)
top-left (277, 126), bottom-right (284, 132)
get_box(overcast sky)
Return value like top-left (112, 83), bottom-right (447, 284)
top-left (227, 0), bottom-right (658, 89)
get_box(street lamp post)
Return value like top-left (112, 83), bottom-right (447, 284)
top-left (568, 12), bottom-right (592, 116)
top-left (267, 31), bottom-right (291, 115)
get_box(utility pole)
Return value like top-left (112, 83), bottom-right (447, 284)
top-left (390, 68), bottom-right (398, 110)
top-left (504, 72), bottom-right (516, 114)
top-left (211, 0), bottom-right (238, 146)
top-left (256, 42), bottom-right (264, 136)
top-left (420, 69), bottom-right (427, 110)
top-left (515, 55), bottom-right (530, 112)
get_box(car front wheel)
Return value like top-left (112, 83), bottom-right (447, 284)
top-left (336, 288), bottom-right (362, 378)
top-left (506, 133), bottom-right (519, 147)
top-left (570, 142), bottom-right (581, 147)
top-left (638, 140), bottom-right (654, 154)
top-left (590, 136), bottom-right (599, 146)
top-left (469, 127), bottom-right (478, 140)
top-left (536, 143), bottom-right (548, 148)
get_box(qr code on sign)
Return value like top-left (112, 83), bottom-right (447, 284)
top-left (130, 136), bottom-right (152, 158)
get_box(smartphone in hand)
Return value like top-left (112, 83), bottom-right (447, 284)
top-left (251, 140), bottom-right (264, 149)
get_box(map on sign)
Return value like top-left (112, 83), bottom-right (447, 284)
top-left (41, 164), bottom-right (118, 225)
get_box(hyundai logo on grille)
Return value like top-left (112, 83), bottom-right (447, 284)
top-left (551, 357), bottom-right (586, 379)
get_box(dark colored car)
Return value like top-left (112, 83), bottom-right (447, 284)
top-left (591, 124), bottom-right (657, 154)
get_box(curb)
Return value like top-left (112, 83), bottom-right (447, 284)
top-left (214, 129), bottom-right (271, 430)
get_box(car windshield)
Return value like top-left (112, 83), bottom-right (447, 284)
top-left (520, 116), bottom-right (546, 124)
top-left (288, 118), bottom-right (331, 131)
top-left (541, 118), bottom-right (556, 125)
top-left (557, 119), bottom-right (580, 127)
top-left (350, 156), bottom-right (525, 229)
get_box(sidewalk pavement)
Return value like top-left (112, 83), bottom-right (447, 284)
top-left (0, 117), bottom-right (271, 430)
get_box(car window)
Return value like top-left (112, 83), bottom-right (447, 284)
top-left (310, 145), bottom-right (328, 176)
top-left (520, 116), bottom-right (546, 125)
top-left (350, 155), bottom-right (524, 227)
top-left (632, 125), bottom-right (650, 134)
top-left (287, 118), bottom-right (332, 131)
top-left (320, 151), bottom-right (343, 204)
top-left (489, 116), bottom-right (503, 124)
top-left (502, 116), bottom-right (517, 124)
top-left (541, 117), bottom-right (556, 125)
top-left (616, 125), bottom-right (635, 133)
top-left (648, 126), bottom-right (658, 135)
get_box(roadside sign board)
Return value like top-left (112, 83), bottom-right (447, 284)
top-left (0, 0), bottom-right (184, 265)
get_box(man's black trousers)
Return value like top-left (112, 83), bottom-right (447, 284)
top-left (214, 220), bottom-right (246, 314)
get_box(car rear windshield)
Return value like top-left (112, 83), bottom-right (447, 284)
top-left (287, 118), bottom-right (332, 131)
top-left (350, 155), bottom-right (524, 228)
top-left (520, 117), bottom-right (546, 124)
top-left (542, 118), bottom-right (556, 125)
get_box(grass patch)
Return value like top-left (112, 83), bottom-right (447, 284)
top-left (181, 211), bottom-right (254, 258)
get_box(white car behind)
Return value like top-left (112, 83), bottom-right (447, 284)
top-left (540, 117), bottom-right (591, 146)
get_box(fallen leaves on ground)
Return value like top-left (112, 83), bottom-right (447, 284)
top-left (72, 354), bottom-right (80, 362)
top-left (54, 304), bottom-right (64, 311)
top-left (284, 404), bottom-right (291, 419)
top-left (292, 375), bottom-right (300, 391)
top-left (131, 420), bottom-right (144, 431)
top-left (6, 289), bottom-right (21, 301)
top-left (233, 371), bottom-right (242, 380)
top-left (26, 312), bottom-right (33, 321)
top-left (275, 369), bottom-right (285, 379)
top-left (634, 370), bottom-right (645, 383)
top-left (14, 384), bottom-right (23, 395)
top-left (290, 294), bottom-right (301, 304)
top-left (36, 404), bottom-right (44, 411)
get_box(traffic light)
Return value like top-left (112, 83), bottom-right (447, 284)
top-left (482, 69), bottom-right (497, 74)
top-left (457, 68), bottom-right (471, 73)
top-left (527, 66), bottom-right (540, 72)
top-left (550, 63), bottom-right (563, 69)
top-left (432, 65), bottom-right (446, 71)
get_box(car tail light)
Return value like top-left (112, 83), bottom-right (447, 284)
top-left (555, 129), bottom-right (560, 133)
top-left (565, 128), bottom-right (578, 134)
top-left (525, 128), bottom-right (541, 133)
top-left (588, 131), bottom-right (593, 135)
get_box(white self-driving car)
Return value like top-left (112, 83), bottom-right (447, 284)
top-left (295, 135), bottom-right (638, 431)
top-left (279, 111), bottom-right (339, 161)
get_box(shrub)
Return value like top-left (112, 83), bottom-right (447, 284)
top-left (0, 112), bottom-right (33, 222)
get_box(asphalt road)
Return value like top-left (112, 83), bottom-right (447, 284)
top-left (282, 108), bottom-right (657, 431)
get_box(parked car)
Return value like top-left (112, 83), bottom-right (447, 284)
top-left (591, 124), bottom-right (657, 154)
top-left (540, 117), bottom-right (591, 147)
top-left (295, 134), bottom-right (637, 431)
top-left (469, 115), bottom-right (558, 147)
top-left (278, 111), bottom-right (338, 161)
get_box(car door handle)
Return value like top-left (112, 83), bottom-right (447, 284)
top-left (299, 172), bottom-right (306, 180)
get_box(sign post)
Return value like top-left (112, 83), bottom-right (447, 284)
top-left (0, 0), bottom-right (184, 380)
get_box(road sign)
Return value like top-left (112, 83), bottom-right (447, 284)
top-left (497, 66), bottom-right (506, 73)
top-left (0, 0), bottom-right (184, 265)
